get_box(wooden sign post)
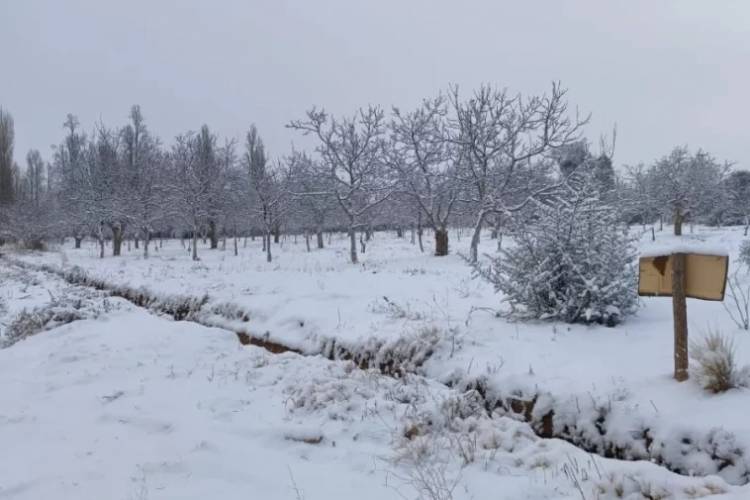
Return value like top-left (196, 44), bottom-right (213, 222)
top-left (639, 252), bottom-right (728, 382)
top-left (671, 253), bottom-right (688, 381)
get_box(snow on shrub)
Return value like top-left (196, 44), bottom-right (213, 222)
top-left (481, 176), bottom-right (638, 326)
top-left (593, 470), bottom-right (727, 499)
top-left (2, 296), bottom-right (116, 348)
top-left (319, 324), bottom-right (443, 376)
top-left (442, 371), bottom-right (750, 485)
top-left (689, 330), bottom-right (747, 393)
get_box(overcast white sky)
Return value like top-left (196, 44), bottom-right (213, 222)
top-left (2, 0), bottom-right (748, 170)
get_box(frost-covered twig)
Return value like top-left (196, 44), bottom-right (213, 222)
top-left (722, 272), bottom-right (750, 331)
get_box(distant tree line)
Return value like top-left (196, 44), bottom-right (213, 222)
top-left (0, 85), bottom-right (746, 263)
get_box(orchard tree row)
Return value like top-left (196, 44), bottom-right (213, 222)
top-left (0, 84), bottom-right (747, 264)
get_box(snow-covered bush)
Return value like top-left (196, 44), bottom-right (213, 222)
top-left (2, 301), bottom-right (85, 347)
top-left (593, 471), bottom-right (727, 499)
top-left (1, 290), bottom-right (119, 348)
top-left (689, 330), bottom-right (746, 393)
top-left (484, 178), bottom-right (638, 326)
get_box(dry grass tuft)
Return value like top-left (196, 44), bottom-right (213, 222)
top-left (690, 329), bottom-right (740, 393)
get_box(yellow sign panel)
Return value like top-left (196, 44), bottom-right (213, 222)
top-left (638, 253), bottom-right (728, 301)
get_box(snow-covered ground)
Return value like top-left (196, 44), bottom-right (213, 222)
top-left (2, 225), bottom-right (750, 498)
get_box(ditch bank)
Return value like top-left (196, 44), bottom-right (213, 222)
top-left (1, 257), bottom-right (438, 377)
top-left (4, 255), bottom-right (748, 486)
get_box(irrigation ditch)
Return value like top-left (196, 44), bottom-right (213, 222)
top-left (2, 254), bottom-right (748, 486)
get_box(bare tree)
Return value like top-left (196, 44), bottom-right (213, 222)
top-left (387, 95), bottom-right (459, 256)
top-left (171, 132), bottom-right (210, 261)
top-left (448, 82), bottom-right (587, 262)
top-left (54, 114), bottom-right (89, 247)
top-left (286, 151), bottom-right (338, 250)
top-left (621, 163), bottom-right (658, 230)
top-left (120, 105), bottom-right (166, 258)
top-left (0, 108), bottom-right (15, 210)
top-left (244, 125), bottom-right (288, 262)
top-left (193, 125), bottom-right (223, 249)
top-left (216, 138), bottom-right (244, 256)
top-left (3, 149), bottom-right (56, 249)
top-left (716, 170), bottom-right (750, 234)
top-left (288, 106), bottom-right (393, 263)
top-left (81, 123), bottom-right (123, 258)
top-left (648, 147), bottom-right (727, 235)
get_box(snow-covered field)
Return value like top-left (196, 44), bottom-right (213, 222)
top-left (2, 225), bottom-right (750, 499)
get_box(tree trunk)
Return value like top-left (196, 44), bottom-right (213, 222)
top-left (262, 234), bottom-right (267, 252)
top-left (98, 224), bottom-right (105, 259)
top-left (192, 229), bottom-right (199, 261)
top-left (143, 232), bottom-right (150, 259)
top-left (417, 213), bottom-right (424, 253)
top-left (74, 236), bottom-right (82, 249)
top-left (134, 237), bottom-right (139, 249)
top-left (208, 220), bottom-right (218, 249)
top-left (305, 231), bottom-right (311, 252)
top-left (674, 208), bottom-right (683, 236)
top-left (365, 226), bottom-right (372, 241)
top-left (745, 217), bottom-right (749, 236)
top-left (316, 228), bottom-right (324, 249)
top-left (112, 224), bottom-right (124, 256)
top-left (348, 226), bottom-right (358, 264)
top-left (396, 227), bottom-right (403, 238)
top-left (469, 211), bottom-right (485, 263)
top-left (265, 233), bottom-right (272, 262)
top-left (495, 215), bottom-right (504, 252)
top-left (234, 234), bottom-right (238, 256)
top-left (359, 233), bottom-right (366, 254)
top-left (434, 228), bottom-right (449, 256)
top-left (273, 224), bottom-right (280, 244)
top-left (410, 227), bottom-right (415, 245)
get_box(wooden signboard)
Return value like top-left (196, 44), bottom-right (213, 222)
top-left (638, 252), bottom-right (728, 382)
top-left (639, 254), bottom-right (728, 301)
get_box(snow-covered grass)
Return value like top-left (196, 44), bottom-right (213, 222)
top-left (3, 224), bottom-right (750, 497)
top-left (0, 259), bottom-right (130, 347)
top-left (0, 306), bottom-right (745, 499)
